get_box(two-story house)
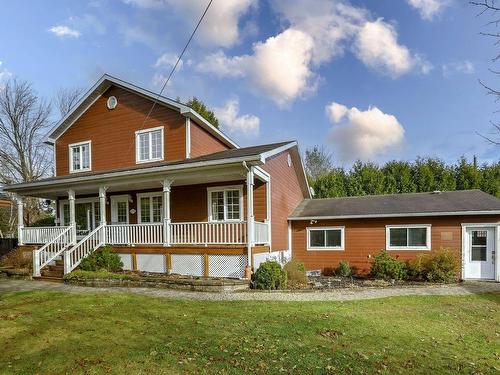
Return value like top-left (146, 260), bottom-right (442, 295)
top-left (6, 75), bottom-right (310, 280)
top-left (5, 74), bottom-right (500, 282)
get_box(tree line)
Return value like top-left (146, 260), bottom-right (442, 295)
top-left (304, 146), bottom-right (500, 199)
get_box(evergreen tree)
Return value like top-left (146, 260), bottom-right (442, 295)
top-left (185, 97), bottom-right (219, 128)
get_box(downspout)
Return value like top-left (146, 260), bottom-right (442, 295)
top-left (243, 161), bottom-right (254, 279)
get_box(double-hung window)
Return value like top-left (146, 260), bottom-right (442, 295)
top-left (137, 193), bottom-right (163, 223)
top-left (136, 126), bottom-right (164, 163)
top-left (69, 141), bottom-right (91, 173)
top-left (208, 186), bottom-right (243, 222)
top-left (386, 225), bottom-right (431, 250)
top-left (307, 227), bottom-right (345, 251)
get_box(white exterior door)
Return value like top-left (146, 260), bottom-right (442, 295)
top-left (111, 195), bottom-right (129, 224)
top-left (464, 227), bottom-right (496, 280)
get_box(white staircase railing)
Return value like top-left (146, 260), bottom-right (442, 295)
top-left (32, 226), bottom-right (73, 277)
top-left (170, 221), bottom-right (247, 245)
top-left (23, 226), bottom-right (70, 244)
top-left (64, 224), bottom-right (105, 274)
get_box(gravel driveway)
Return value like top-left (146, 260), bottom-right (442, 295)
top-left (0, 279), bottom-right (498, 301)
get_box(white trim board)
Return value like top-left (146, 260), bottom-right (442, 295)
top-left (385, 224), bottom-right (432, 251)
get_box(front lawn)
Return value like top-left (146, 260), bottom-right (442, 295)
top-left (0, 291), bottom-right (498, 374)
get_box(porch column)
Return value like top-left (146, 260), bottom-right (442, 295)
top-left (16, 195), bottom-right (24, 245)
top-left (99, 186), bottom-right (107, 244)
top-left (246, 167), bottom-right (255, 268)
top-left (68, 189), bottom-right (76, 244)
top-left (163, 179), bottom-right (172, 247)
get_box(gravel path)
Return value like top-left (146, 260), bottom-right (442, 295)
top-left (0, 279), bottom-right (498, 301)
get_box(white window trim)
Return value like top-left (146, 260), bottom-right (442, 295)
top-left (207, 185), bottom-right (244, 222)
top-left (385, 224), bottom-right (432, 251)
top-left (137, 192), bottom-right (163, 223)
top-left (69, 140), bottom-right (92, 173)
top-left (135, 126), bottom-right (164, 164)
top-left (306, 226), bottom-right (345, 251)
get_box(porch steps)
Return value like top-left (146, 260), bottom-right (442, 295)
top-left (34, 258), bottom-right (64, 282)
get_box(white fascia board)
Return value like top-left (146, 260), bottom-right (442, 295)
top-left (288, 211), bottom-right (500, 220)
top-left (253, 166), bottom-right (270, 182)
top-left (5, 155), bottom-right (263, 192)
top-left (259, 141), bottom-right (297, 162)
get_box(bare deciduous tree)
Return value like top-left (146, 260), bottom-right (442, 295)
top-left (55, 86), bottom-right (84, 118)
top-left (0, 78), bottom-right (52, 227)
top-left (470, 0), bottom-right (500, 145)
top-left (304, 145), bottom-right (333, 181)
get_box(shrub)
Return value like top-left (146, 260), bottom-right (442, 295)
top-left (335, 260), bottom-right (353, 278)
top-left (79, 246), bottom-right (123, 272)
top-left (283, 259), bottom-right (307, 288)
top-left (0, 248), bottom-right (32, 270)
top-left (410, 248), bottom-right (459, 283)
top-left (28, 216), bottom-right (55, 227)
top-left (371, 250), bottom-right (407, 281)
top-left (253, 261), bottom-right (287, 290)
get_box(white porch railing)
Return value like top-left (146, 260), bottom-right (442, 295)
top-left (32, 226), bottom-right (73, 277)
top-left (254, 221), bottom-right (270, 244)
top-left (106, 223), bottom-right (164, 245)
top-left (170, 221), bottom-right (248, 245)
top-left (64, 224), bottom-right (105, 274)
top-left (22, 226), bottom-right (70, 244)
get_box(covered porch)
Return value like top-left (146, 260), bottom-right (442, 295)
top-left (11, 163), bottom-right (271, 277)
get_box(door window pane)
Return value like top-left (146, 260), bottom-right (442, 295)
top-left (117, 202), bottom-right (127, 223)
top-left (389, 228), bottom-right (407, 247)
top-left (226, 190), bottom-right (240, 220)
top-left (94, 202), bottom-right (101, 227)
top-left (471, 231), bottom-right (487, 261)
top-left (140, 197), bottom-right (150, 223)
top-left (63, 204), bottom-right (70, 226)
top-left (409, 228), bottom-right (427, 247)
top-left (152, 196), bottom-right (162, 222)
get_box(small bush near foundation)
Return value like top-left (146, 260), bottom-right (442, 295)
top-left (284, 259), bottom-right (307, 288)
top-left (371, 250), bottom-right (407, 281)
top-left (254, 261), bottom-right (287, 290)
top-left (408, 248), bottom-right (459, 283)
top-left (0, 248), bottom-right (32, 270)
top-left (335, 260), bottom-right (353, 278)
top-left (79, 246), bottom-right (123, 272)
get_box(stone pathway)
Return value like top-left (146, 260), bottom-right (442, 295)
top-left (0, 279), bottom-right (498, 301)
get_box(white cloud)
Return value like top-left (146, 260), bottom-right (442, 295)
top-left (442, 60), bottom-right (475, 77)
top-left (326, 101), bottom-right (405, 162)
top-left (154, 53), bottom-right (183, 70)
top-left (407, 0), bottom-right (450, 20)
top-left (215, 99), bottom-right (260, 136)
top-left (123, 0), bottom-right (256, 47)
top-left (0, 61), bottom-right (12, 90)
top-left (353, 19), bottom-right (431, 77)
top-left (48, 25), bottom-right (81, 38)
top-left (197, 28), bottom-right (316, 106)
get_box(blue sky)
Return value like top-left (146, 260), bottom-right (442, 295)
top-left (1, 0), bottom-right (499, 166)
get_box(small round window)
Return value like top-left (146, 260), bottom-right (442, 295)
top-left (287, 154), bottom-right (292, 167)
top-left (107, 96), bottom-right (118, 110)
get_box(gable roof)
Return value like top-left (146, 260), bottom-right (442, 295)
top-left (289, 190), bottom-right (500, 219)
top-left (5, 141), bottom-right (306, 192)
top-left (45, 74), bottom-right (238, 148)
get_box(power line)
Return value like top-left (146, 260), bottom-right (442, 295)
top-left (137, 0), bottom-right (213, 134)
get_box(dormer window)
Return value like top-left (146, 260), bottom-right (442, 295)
top-left (69, 141), bottom-right (91, 173)
top-left (135, 126), bottom-right (164, 163)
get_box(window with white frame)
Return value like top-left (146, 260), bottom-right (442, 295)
top-left (386, 225), bottom-right (431, 250)
top-left (307, 227), bottom-right (344, 250)
top-left (136, 127), bottom-right (164, 163)
top-left (69, 141), bottom-right (91, 172)
top-left (137, 193), bottom-right (163, 223)
top-left (208, 187), bottom-right (243, 222)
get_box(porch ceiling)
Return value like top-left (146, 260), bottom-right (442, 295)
top-left (11, 165), bottom-right (249, 200)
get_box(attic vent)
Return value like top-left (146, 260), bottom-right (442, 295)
top-left (107, 96), bottom-right (118, 110)
top-left (287, 154), bottom-right (292, 167)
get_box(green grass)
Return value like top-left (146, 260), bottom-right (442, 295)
top-left (0, 291), bottom-right (498, 374)
top-left (63, 270), bottom-right (140, 281)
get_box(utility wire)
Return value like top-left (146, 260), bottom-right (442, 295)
top-left (137, 0), bottom-right (213, 133)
